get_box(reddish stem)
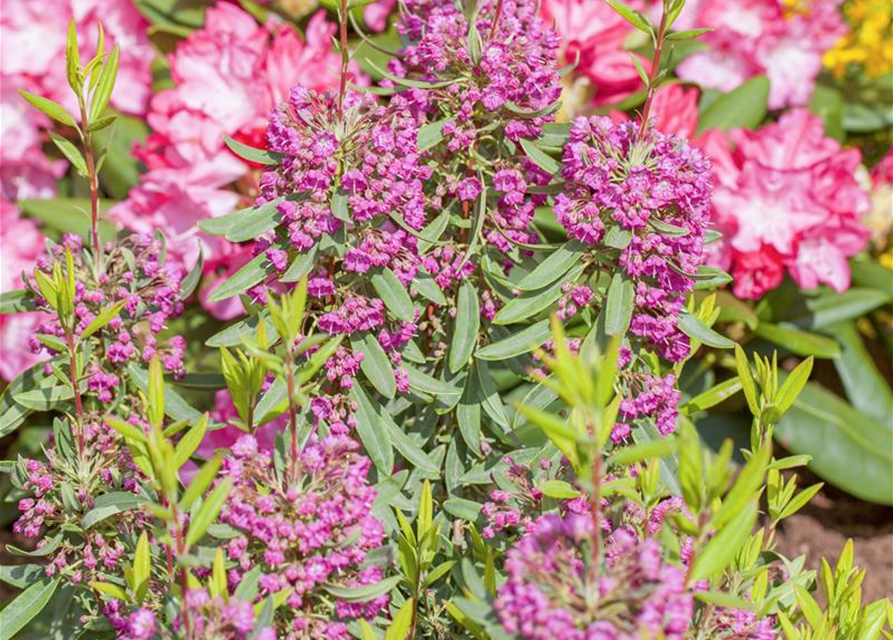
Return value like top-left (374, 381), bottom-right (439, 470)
top-left (78, 103), bottom-right (101, 273)
top-left (637, 8), bottom-right (670, 140)
top-left (67, 332), bottom-right (85, 452)
top-left (488, 0), bottom-right (505, 40)
top-left (338, 0), bottom-right (350, 119)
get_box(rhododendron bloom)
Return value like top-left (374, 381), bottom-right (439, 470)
top-left (706, 109), bottom-right (870, 298)
top-left (677, 0), bottom-right (846, 109)
top-left (541, 0), bottom-right (647, 106)
top-left (0, 201), bottom-right (47, 380)
top-left (1, 0), bottom-right (152, 116)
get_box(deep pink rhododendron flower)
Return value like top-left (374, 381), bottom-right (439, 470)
top-left (541, 0), bottom-right (648, 105)
top-left (676, 0), bottom-right (846, 109)
top-left (0, 200), bottom-right (48, 380)
top-left (704, 109), bottom-right (870, 298)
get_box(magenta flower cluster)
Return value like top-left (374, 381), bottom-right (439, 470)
top-left (217, 432), bottom-right (387, 639)
top-left (28, 233), bottom-right (188, 386)
top-left (494, 514), bottom-right (694, 640)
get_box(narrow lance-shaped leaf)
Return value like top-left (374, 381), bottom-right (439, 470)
top-left (186, 476), bottom-right (233, 548)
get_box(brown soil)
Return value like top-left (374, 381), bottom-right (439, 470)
top-left (774, 479), bottom-right (893, 602)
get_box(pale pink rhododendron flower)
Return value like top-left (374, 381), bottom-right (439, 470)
top-left (1, 0), bottom-right (151, 200)
top-left (0, 200), bottom-right (48, 380)
top-left (112, 5), bottom-right (352, 319)
top-left (540, 0), bottom-right (648, 106)
top-left (0, 0), bottom-right (153, 116)
top-left (703, 109), bottom-right (870, 298)
top-left (676, 0), bottom-right (846, 109)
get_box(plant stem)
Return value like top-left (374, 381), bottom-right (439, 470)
top-left (588, 454), bottom-right (603, 574)
top-left (285, 352), bottom-right (299, 481)
top-left (637, 6), bottom-right (670, 140)
top-left (338, 0), bottom-right (350, 120)
top-left (67, 332), bottom-right (85, 452)
top-left (78, 102), bottom-right (101, 273)
top-left (488, 0), bottom-right (505, 40)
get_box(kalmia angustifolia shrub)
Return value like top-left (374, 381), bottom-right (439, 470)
top-left (0, 1), bottom-right (891, 640)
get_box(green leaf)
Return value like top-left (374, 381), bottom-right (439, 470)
top-left (65, 19), bottom-right (80, 91)
top-left (712, 444), bottom-right (770, 529)
top-left (755, 323), bottom-right (840, 359)
top-left (87, 114), bottom-right (118, 133)
top-left (0, 290), bottom-right (35, 314)
top-left (186, 477), bottom-right (232, 547)
top-left (782, 288), bottom-right (891, 330)
top-left (697, 76), bottom-right (770, 133)
top-left (477, 319), bottom-right (551, 361)
top-left (515, 241), bottom-right (585, 291)
top-left (774, 356), bottom-right (813, 416)
top-left (519, 138), bottom-right (560, 175)
top-left (457, 374), bottom-right (482, 455)
top-left (349, 385), bottom-right (395, 475)
top-left (831, 322), bottom-right (892, 424)
top-left (371, 268), bottom-right (415, 322)
top-left (127, 363), bottom-right (203, 423)
top-left (89, 45), bottom-right (119, 122)
top-left (608, 437), bottom-right (678, 466)
top-left (174, 414), bottom-right (209, 468)
top-left (224, 202), bottom-right (282, 242)
top-left (281, 245), bottom-right (318, 283)
top-left (223, 135), bottom-right (283, 165)
top-left (351, 333), bottom-right (397, 399)
top-left (18, 198), bottom-right (116, 242)
top-left (693, 265), bottom-right (733, 290)
top-left (383, 413), bottom-right (440, 476)
top-left (18, 90), bottom-right (76, 127)
top-left (679, 310), bottom-right (734, 349)
top-left (386, 599), bottom-right (415, 640)
top-left (81, 299), bottom-right (127, 340)
top-left (418, 118), bottom-right (452, 151)
top-left (449, 281), bottom-right (480, 373)
top-left (82, 491), bottom-right (146, 528)
top-left (13, 385), bottom-right (73, 411)
top-left (775, 382), bottom-right (892, 505)
top-left (538, 480), bottom-right (580, 499)
top-left (323, 575), bottom-right (402, 601)
top-left (443, 498), bottom-right (482, 521)
top-left (0, 577), bottom-right (59, 640)
top-left (180, 456), bottom-right (222, 511)
top-left (206, 313), bottom-right (277, 348)
top-left (0, 565), bottom-right (45, 589)
top-left (683, 377), bottom-right (742, 414)
top-left (604, 0), bottom-right (652, 33)
top-left (207, 253), bottom-right (270, 303)
top-left (494, 264), bottom-right (585, 325)
top-left (133, 531), bottom-right (151, 601)
top-left (412, 270), bottom-right (447, 305)
top-left (48, 132), bottom-right (88, 177)
top-left (604, 273), bottom-right (634, 336)
top-left (404, 364), bottom-right (462, 397)
top-left (688, 502), bottom-right (758, 583)
top-left (180, 247), bottom-right (204, 300)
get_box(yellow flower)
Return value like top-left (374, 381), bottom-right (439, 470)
top-left (824, 0), bottom-right (892, 79)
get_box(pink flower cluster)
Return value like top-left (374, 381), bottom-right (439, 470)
top-left (218, 433), bottom-right (387, 639)
top-left (556, 116), bottom-right (712, 362)
top-left (111, 4), bottom-right (348, 319)
top-left (28, 234), bottom-right (189, 384)
top-left (702, 109), bottom-right (870, 298)
top-left (494, 515), bottom-right (694, 640)
top-left (676, 0), bottom-right (847, 109)
top-left (0, 0), bottom-right (152, 200)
